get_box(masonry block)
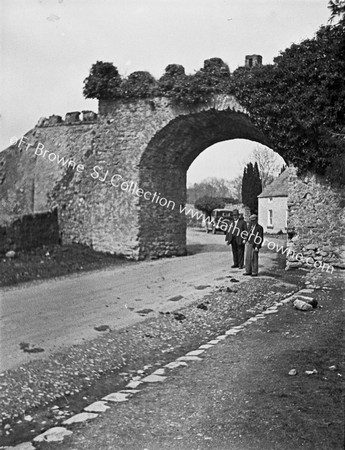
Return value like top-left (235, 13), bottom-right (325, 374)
top-left (65, 111), bottom-right (80, 123)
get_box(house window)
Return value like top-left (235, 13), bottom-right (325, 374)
top-left (268, 209), bottom-right (273, 226)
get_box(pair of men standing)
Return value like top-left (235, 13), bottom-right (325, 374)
top-left (225, 210), bottom-right (264, 276)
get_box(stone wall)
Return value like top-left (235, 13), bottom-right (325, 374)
top-left (0, 123), bottom-right (96, 221)
top-left (2, 95), bottom-right (343, 264)
top-left (0, 209), bottom-right (59, 253)
top-left (287, 167), bottom-right (345, 269)
top-left (1, 94), bottom-right (270, 260)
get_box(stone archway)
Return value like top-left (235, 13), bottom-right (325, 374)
top-left (1, 91), bottom-right (342, 267)
top-left (138, 104), bottom-right (270, 259)
top-left (0, 93), bottom-right (279, 260)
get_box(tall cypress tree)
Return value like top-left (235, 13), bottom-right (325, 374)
top-left (241, 162), bottom-right (262, 213)
top-left (241, 165), bottom-right (248, 207)
top-left (252, 162), bottom-right (263, 213)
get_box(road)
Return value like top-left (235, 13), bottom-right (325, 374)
top-left (47, 272), bottom-right (344, 450)
top-left (0, 229), bottom-right (278, 372)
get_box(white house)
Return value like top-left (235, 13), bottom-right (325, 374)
top-left (258, 169), bottom-right (289, 233)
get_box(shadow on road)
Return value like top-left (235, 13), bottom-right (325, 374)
top-left (187, 227), bottom-right (228, 255)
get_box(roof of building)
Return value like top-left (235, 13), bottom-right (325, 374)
top-left (258, 169), bottom-right (289, 198)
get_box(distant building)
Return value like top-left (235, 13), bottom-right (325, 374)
top-left (245, 55), bottom-right (262, 68)
top-left (258, 169), bottom-right (289, 233)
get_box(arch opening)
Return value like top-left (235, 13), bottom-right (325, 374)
top-left (138, 108), bottom-right (281, 259)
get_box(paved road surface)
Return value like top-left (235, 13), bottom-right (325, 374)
top-left (0, 229), bottom-right (278, 372)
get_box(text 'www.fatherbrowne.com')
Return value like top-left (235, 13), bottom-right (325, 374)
top-left (10, 135), bottom-right (335, 274)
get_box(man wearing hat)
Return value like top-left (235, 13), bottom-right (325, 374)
top-left (244, 214), bottom-right (264, 276)
top-left (225, 209), bottom-right (247, 269)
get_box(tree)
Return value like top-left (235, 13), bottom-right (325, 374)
top-left (83, 3), bottom-right (344, 185)
top-left (253, 162), bottom-right (263, 209)
top-left (328, 0), bottom-right (345, 21)
top-left (231, 3), bottom-right (345, 185)
top-left (194, 196), bottom-right (225, 217)
top-left (241, 162), bottom-right (262, 213)
top-left (241, 164), bottom-right (249, 209)
top-left (248, 146), bottom-right (284, 189)
top-left (83, 61), bottom-right (122, 100)
top-left (187, 177), bottom-right (235, 203)
top-left (227, 174), bottom-right (243, 202)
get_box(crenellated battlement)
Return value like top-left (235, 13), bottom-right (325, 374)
top-left (36, 110), bottom-right (98, 128)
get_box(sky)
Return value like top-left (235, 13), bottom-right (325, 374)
top-left (0, 0), bottom-right (330, 184)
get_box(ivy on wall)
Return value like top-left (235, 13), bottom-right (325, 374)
top-left (83, 4), bottom-right (345, 185)
top-left (121, 71), bottom-right (159, 99)
top-left (83, 61), bottom-right (122, 99)
top-left (231, 14), bottom-right (345, 186)
top-left (158, 58), bottom-right (231, 105)
top-left (83, 58), bottom-right (231, 104)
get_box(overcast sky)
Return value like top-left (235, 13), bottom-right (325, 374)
top-left (0, 0), bottom-right (330, 184)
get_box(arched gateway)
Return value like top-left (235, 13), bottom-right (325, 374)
top-left (137, 95), bottom-right (270, 259)
top-left (0, 94), bottom-right (276, 260)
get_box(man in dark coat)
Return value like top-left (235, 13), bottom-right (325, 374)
top-left (225, 209), bottom-right (247, 269)
top-left (244, 214), bottom-right (264, 276)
